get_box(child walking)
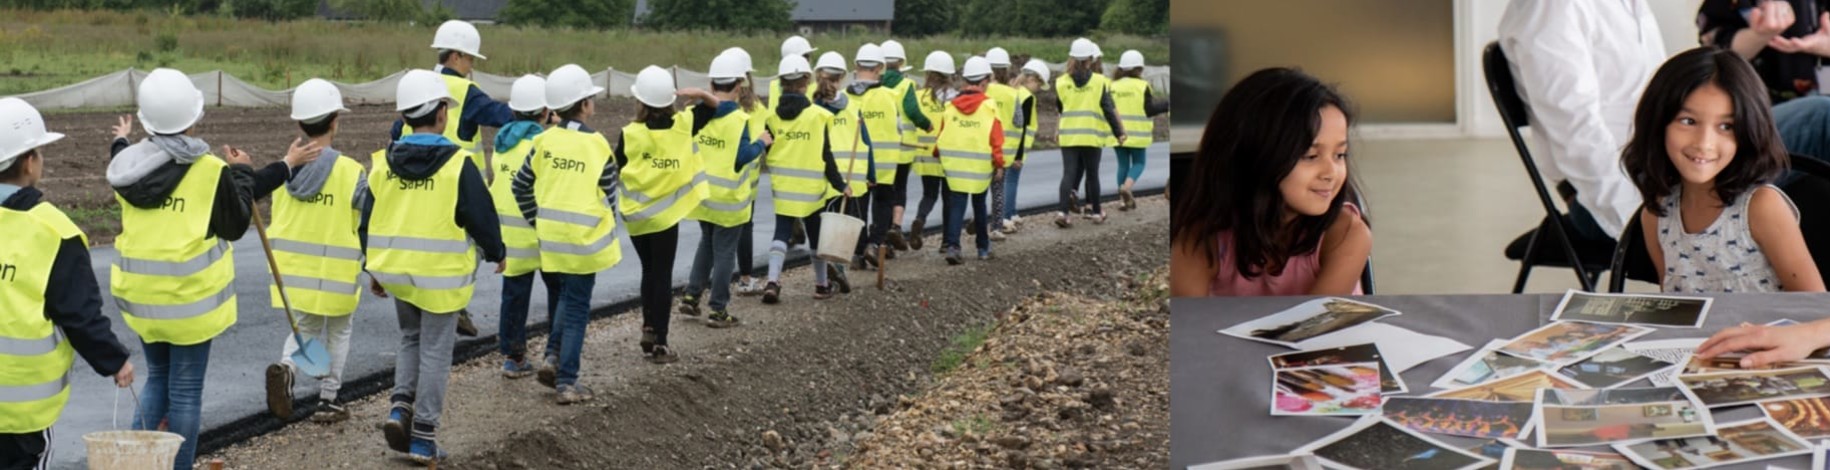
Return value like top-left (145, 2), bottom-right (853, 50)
top-left (936, 56), bottom-right (1008, 264)
top-left (616, 66), bottom-right (714, 363)
top-left (1168, 68), bottom-right (1371, 297)
top-left (761, 55), bottom-right (852, 300)
top-left (680, 51), bottom-right (771, 327)
top-left (1112, 50), bottom-right (1168, 211)
top-left (494, 74), bottom-right (561, 380)
top-left (909, 51), bottom-right (959, 252)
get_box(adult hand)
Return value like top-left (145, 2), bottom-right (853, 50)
top-left (1695, 320), bottom-right (1830, 368)
top-left (221, 145), bottom-right (253, 166)
top-left (112, 115), bottom-right (134, 141)
top-left (1770, 12), bottom-right (1830, 56)
top-left (112, 362), bottom-right (135, 388)
top-left (1751, 1), bottom-right (1798, 39)
top-left (369, 278), bottom-right (389, 298)
top-left (282, 137), bottom-right (325, 168)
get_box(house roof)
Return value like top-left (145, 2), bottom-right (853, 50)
top-left (632, 0), bottom-right (894, 23)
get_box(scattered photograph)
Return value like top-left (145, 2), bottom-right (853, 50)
top-left (1678, 366), bottom-right (1830, 408)
top-left (1467, 439), bottom-right (1518, 460)
top-left (1500, 448), bottom-right (1639, 470)
top-left (1293, 416), bottom-right (1495, 470)
top-left (1760, 397), bottom-right (1830, 439)
top-left (1431, 340), bottom-right (1553, 390)
top-left (1549, 290), bottom-right (1711, 328)
top-left (1557, 346), bottom-right (1678, 389)
top-left (1272, 363), bottom-right (1383, 416)
top-left (1221, 298), bottom-right (1400, 348)
top-left (1623, 338), bottom-right (1702, 388)
top-left (1497, 321), bottom-right (1654, 365)
top-left (1770, 319), bottom-right (1802, 327)
top-left (1270, 343), bottom-right (1407, 394)
top-left (1428, 370), bottom-right (1588, 402)
top-left (1382, 397), bottom-right (1532, 439)
top-left (1186, 453), bottom-right (1324, 470)
top-left (1614, 418), bottom-right (1813, 470)
top-left (1297, 322), bottom-right (1471, 374)
top-left (1533, 388), bottom-right (1714, 448)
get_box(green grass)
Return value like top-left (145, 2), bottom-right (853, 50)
top-left (62, 204), bottom-right (120, 240)
top-left (0, 9), bottom-right (1168, 97)
top-left (930, 323), bottom-right (992, 375)
top-left (949, 414), bottom-right (995, 437)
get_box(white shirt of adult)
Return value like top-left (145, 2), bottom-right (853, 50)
top-left (1498, 0), bottom-right (1667, 238)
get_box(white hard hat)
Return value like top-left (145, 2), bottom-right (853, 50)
top-left (430, 20), bottom-right (486, 60)
top-left (1118, 50), bottom-right (1145, 69)
top-left (396, 69), bottom-right (452, 115)
top-left (816, 51), bottom-right (848, 74)
top-left (881, 40), bottom-right (907, 61)
top-left (137, 68), bottom-right (205, 135)
top-left (632, 65), bottom-right (676, 108)
top-left (1022, 58), bottom-right (1051, 82)
top-left (921, 51), bottom-right (955, 75)
top-left (781, 35), bottom-right (816, 58)
top-left (986, 47), bottom-right (1011, 67)
top-left (720, 47), bottom-right (755, 73)
top-left (961, 56), bottom-right (993, 81)
top-left (547, 64), bottom-right (603, 111)
top-left (778, 54), bottom-right (813, 78)
top-left (1070, 37), bottom-right (1099, 59)
top-left (0, 98), bottom-right (64, 171)
top-left (855, 43), bottom-right (884, 67)
top-left (508, 74), bottom-right (548, 113)
top-left (709, 51), bottom-right (748, 81)
top-left (290, 78), bottom-right (349, 123)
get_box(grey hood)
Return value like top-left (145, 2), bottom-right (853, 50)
top-left (106, 135), bottom-right (210, 187)
top-left (285, 148), bottom-right (340, 199)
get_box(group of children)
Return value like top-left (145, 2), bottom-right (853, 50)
top-left (0, 19), bottom-right (1164, 469)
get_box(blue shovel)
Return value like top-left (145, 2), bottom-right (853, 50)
top-left (250, 209), bottom-right (332, 378)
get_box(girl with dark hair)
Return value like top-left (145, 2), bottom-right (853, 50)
top-left (1169, 68), bottom-right (1370, 297)
top-left (1619, 46), bottom-right (1823, 293)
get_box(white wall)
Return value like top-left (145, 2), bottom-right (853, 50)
top-left (1458, 0), bottom-right (1703, 138)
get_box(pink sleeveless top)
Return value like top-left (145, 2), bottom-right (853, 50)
top-left (1208, 204), bottom-right (1364, 297)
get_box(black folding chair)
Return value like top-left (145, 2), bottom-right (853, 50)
top-left (1482, 42), bottom-right (1610, 293)
top-left (1610, 154), bottom-right (1830, 291)
top-left (1355, 189), bottom-right (1375, 295)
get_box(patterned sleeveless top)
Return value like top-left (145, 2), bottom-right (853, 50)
top-left (1209, 203), bottom-right (1365, 296)
top-left (1655, 184), bottom-right (1798, 294)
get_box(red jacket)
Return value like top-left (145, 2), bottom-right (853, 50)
top-left (938, 89), bottom-right (1005, 168)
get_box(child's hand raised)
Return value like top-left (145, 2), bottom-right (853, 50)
top-left (282, 137), bottom-right (325, 168)
top-left (112, 115), bottom-right (134, 141)
top-left (1695, 320), bottom-right (1830, 369)
top-left (221, 145), bottom-right (253, 166)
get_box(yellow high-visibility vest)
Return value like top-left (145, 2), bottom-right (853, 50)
top-left (1055, 73), bottom-right (1114, 148)
top-left (366, 149), bottom-right (479, 314)
top-left (848, 86), bottom-right (905, 184)
top-left (765, 104), bottom-right (839, 217)
top-left (887, 78), bottom-right (923, 165)
top-left (0, 203), bottom-right (81, 433)
top-left (112, 155), bottom-right (237, 346)
top-left (267, 155), bottom-right (364, 316)
top-left (619, 113), bottom-right (709, 236)
top-left (491, 135), bottom-right (540, 276)
top-left (985, 83), bottom-right (1022, 158)
top-left (827, 105), bottom-right (872, 197)
top-left (1017, 87), bottom-right (1038, 152)
top-left (1111, 77), bottom-right (1155, 148)
top-left (398, 74), bottom-right (487, 171)
top-left (913, 89), bottom-right (947, 178)
top-left (689, 109), bottom-right (761, 227)
top-left (937, 101), bottom-right (999, 194)
top-left (530, 124), bottom-right (623, 274)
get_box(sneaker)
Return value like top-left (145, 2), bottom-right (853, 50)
top-left (1120, 188), bottom-right (1136, 211)
top-left (502, 358), bottom-right (535, 379)
top-left (1055, 212), bottom-right (1073, 228)
top-left (382, 405), bottom-right (413, 453)
top-left (908, 219), bottom-right (926, 250)
top-left (945, 248), bottom-right (963, 266)
top-left (706, 309), bottom-right (741, 328)
top-left (1088, 212), bottom-right (1108, 225)
top-left (265, 363), bottom-right (294, 420)
top-left (735, 278), bottom-right (765, 296)
top-left (407, 437), bottom-right (449, 464)
top-left (639, 330), bottom-right (658, 355)
top-left (883, 243), bottom-right (897, 260)
top-left (1066, 191), bottom-right (1082, 215)
top-left (851, 253), bottom-right (871, 271)
top-left (863, 247), bottom-right (881, 269)
top-left (887, 228), bottom-right (910, 251)
top-left (988, 230), bottom-right (1007, 241)
top-left (648, 344), bottom-right (679, 364)
top-left (827, 265), bottom-right (852, 294)
top-left (979, 249), bottom-right (993, 261)
top-left (677, 293), bottom-right (702, 316)
top-left (813, 284), bottom-right (835, 300)
top-left (761, 282), bottom-right (782, 305)
top-left (556, 384), bottom-right (596, 405)
top-left (310, 400), bottom-right (349, 424)
top-left (456, 311), bottom-right (479, 337)
top-left (536, 356), bottom-right (558, 389)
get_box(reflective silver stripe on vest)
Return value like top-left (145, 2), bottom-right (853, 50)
top-left (506, 247), bottom-right (541, 259)
top-left (709, 161), bottom-right (760, 192)
top-left (772, 188), bottom-right (826, 202)
top-left (282, 274), bottom-right (360, 295)
top-left (0, 330), bottom-right (62, 356)
top-left (117, 240), bottom-right (228, 277)
top-left (770, 167), bottom-right (824, 179)
top-left (539, 229), bottom-right (616, 255)
top-left (918, 136), bottom-right (938, 144)
top-left (369, 271), bottom-right (474, 290)
top-left (939, 149), bottom-right (992, 161)
top-left (916, 156), bottom-right (942, 165)
top-left (875, 161), bottom-right (900, 172)
top-left (0, 373), bottom-right (68, 403)
top-left (945, 168), bottom-right (993, 182)
top-left (115, 285), bottom-right (235, 320)
top-left (498, 213), bottom-right (533, 229)
top-left (271, 238), bottom-right (363, 261)
top-left (625, 176), bottom-right (707, 223)
top-left (367, 235), bottom-right (472, 254)
top-left (872, 143), bottom-right (901, 152)
top-left (701, 199), bottom-right (750, 212)
top-left (537, 207), bottom-right (603, 227)
top-left (1057, 129), bottom-right (1108, 137)
top-left (1060, 111), bottom-right (1102, 119)
top-left (899, 122), bottom-right (918, 132)
top-left (624, 173), bottom-right (708, 205)
top-left (1003, 130), bottom-right (1024, 139)
top-left (1122, 116), bottom-right (1153, 125)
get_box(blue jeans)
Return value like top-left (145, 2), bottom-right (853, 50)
top-left (1115, 146), bottom-right (1147, 188)
top-left (944, 190), bottom-right (990, 254)
top-left (134, 340), bottom-right (211, 470)
top-left (1001, 166), bottom-right (1023, 221)
top-left (499, 271), bottom-right (560, 361)
top-left (549, 272), bottom-right (597, 387)
top-left (1773, 95), bottom-right (1830, 185)
top-left (688, 221), bottom-right (743, 311)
